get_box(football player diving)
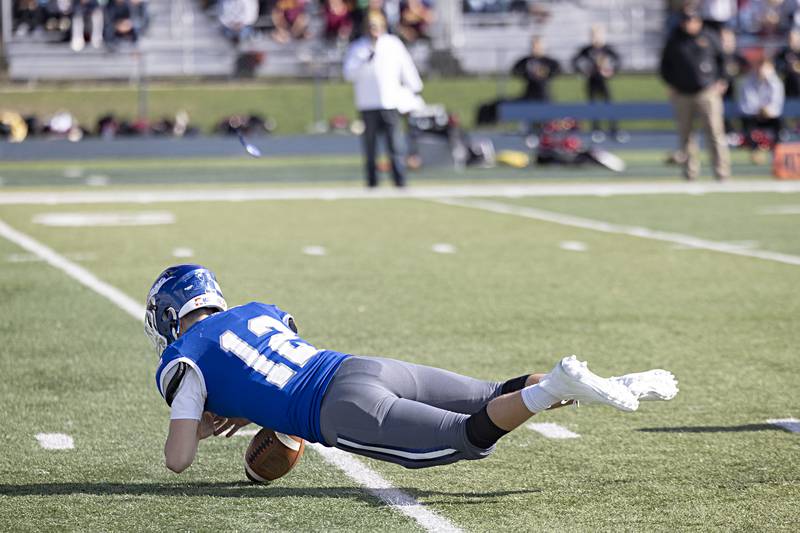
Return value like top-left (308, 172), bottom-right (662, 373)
top-left (146, 264), bottom-right (678, 473)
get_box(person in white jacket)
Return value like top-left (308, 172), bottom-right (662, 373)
top-left (738, 60), bottom-right (785, 162)
top-left (343, 11), bottom-right (423, 187)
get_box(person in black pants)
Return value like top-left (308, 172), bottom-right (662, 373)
top-left (572, 24), bottom-right (621, 141)
top-left (343, 12), bottom-right (423, 187)
top-left (775, 29), bottom-right (800, 130)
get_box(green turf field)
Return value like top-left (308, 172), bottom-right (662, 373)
top-left (1, 171), bottom-right (798, 531)
top-left (0, 149), bottom-right (775, 188)
top-left (0, 74), bottom-right (669, 134)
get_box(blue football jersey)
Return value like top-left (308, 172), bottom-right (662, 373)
top-left (155, 302), bottom-right (349, 443)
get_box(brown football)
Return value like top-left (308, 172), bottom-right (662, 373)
top-left (244, 428), bottom-right (305, 483)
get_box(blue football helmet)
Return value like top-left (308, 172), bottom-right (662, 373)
top-left (144, 264), bottom-right (228, 355)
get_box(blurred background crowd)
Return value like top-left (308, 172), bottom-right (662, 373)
top-left (2, 0), bottom-right (800, 172)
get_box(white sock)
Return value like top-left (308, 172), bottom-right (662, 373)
top-left (520, 384), bottom-right (560, 414)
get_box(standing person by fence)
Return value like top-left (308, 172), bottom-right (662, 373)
top-left (343, 11), bottom-right (422, 188)
top-left (572, 24), bottom-right (621, 142)
top-left (660, 7), bottom-right (731, 181)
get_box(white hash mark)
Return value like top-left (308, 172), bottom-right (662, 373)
top-left (36, 433), bottom-right (74, 450)
top-left (527, 422), bottom-right (580, 439)
top-left (172, 247), bottom-right (194, 258)
top-left (431, 243), bottom-right (456, 254)
top-left (559, 240), bottom-right (588, 252)
top-left (302, 245), bottom-right (327, 256)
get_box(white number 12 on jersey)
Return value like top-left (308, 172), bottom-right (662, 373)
top-left (219, 315), bottom-right (318, 389)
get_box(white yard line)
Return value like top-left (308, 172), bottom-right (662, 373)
top-left (2, 180), bottom-right (800, 205)
top-left (35, 433), bottom-right (75, 450)
top-left (767, 418), bottom-right (800, 433)
top-left (527, 423), bottom-right (580, 439)
top-left (311, 444), bottom-right (463, 533)
top-left (432, 198), bottom-right (800, 267)
top-left (0, 218), bottom-right (461, 533)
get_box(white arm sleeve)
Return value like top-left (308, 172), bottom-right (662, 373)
top-left (168, 366), bottom-right (206, 421)
top-left (398, 40), bottom-right (423, 94)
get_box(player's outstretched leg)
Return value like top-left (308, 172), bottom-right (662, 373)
top-left (535, 355), bottom-right (640, 411)
top-left (470, 356), bottom-right (641, 448)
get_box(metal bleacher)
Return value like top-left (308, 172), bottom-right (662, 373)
top-left (2, 0), bottom-right (663, 81)
top-left (452, 0), bottom-right (665, 75)
top-left (5, 0), bottom-right (237, 81)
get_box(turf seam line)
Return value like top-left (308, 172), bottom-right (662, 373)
top-left (430, 198), bottom-right (800, 267)
top-left (0, 218), bottom-right (462, 533)
top-left (2, 180), bottom-right (800, 205)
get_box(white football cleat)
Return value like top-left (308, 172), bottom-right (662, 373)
top-left (610, 370), bottom-right (679, 401)
top-left (537, 356), bottom-right (639, 412)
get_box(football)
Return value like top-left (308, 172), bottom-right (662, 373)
top-left (244, 428), bottom-right (305, 483)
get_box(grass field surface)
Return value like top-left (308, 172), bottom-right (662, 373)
top-left (0, 149), bottom-right (776, 188)
top-left (0, 165), bottom-right (798, 531)
top-left (0, 74), bottom-right (669, 134)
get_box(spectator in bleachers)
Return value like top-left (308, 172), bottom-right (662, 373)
top-left (43, 0), bottom-right (73, 40)
top-left (219, 0), bottom-right (259, 43)
top-left (740, 0), bottom-right (794, 36)
top-left (511, 36), bottom-right (561, 103)
top-left (571, 24), bottom-right (621, 142)
top-left (13, 0), bottom-right (45, 37)
top-left (104, 0), bottom-right (141, 47)
top-left (720, 27), bottom-right (749, 137)
top-left (397, 0), bottom-right (434, 43)
top-left (131, 0), bottom-right (150, 35)
top-left (70, 0), bottom-right (103, 51)
top-left (271, 0), bottom-right (310, 43)
top-left (775, 29), bottom-right (800, 100)
top-left (700, 0), bottom-right (736, 35)
top-left (660, 6), bottom-right (730, 180)
top-left (738, 59), bottom-right (785, 162)
top-left (324, 0), bottom-right (355, 43)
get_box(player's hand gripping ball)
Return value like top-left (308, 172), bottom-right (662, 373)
top-left (244, 428), bottom-right (305, 483)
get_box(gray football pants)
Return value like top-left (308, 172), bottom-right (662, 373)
top-left (319, 356), bottom-right (505, 468)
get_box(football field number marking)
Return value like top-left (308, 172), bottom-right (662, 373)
top-left (0, 218), bottom-right (460, 533)
top-left (527, 423), bottom-right (580, 439)
top-left (36, 433), bottom-right (74, 450)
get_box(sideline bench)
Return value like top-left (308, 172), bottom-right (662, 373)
top-left (497, 100), bottom-right (800, 122)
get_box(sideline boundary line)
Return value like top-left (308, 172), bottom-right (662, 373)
top-left (2, 180), bottom-right (800, 205)
top-left (431, 198), bottom-right (800, 267)
top-left (0, 218), bottom-right (462, 533)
